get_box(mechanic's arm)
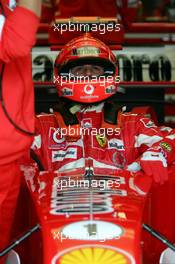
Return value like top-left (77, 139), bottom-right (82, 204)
top-left (18, 0), bottom-right (42, 17)
top-left (128, 117), bottom-right (175, 184)
top-left (0, 0), bottom-right (42, 62)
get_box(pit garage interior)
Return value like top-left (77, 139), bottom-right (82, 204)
top-left (5, 1), bottom-right (175, 264)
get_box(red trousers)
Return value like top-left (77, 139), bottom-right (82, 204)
top-left (0, 161), bottom-right (21, 264)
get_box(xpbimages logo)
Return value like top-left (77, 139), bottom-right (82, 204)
top-left (53, 73), bottom-right (120, 86)
top-left (51, 221), bottom-right (123, 243)
top-left (54, 126), bottom-right (120, 138)
top-left (52, 229), bottom-right (121, 243)
top-left (53, 21), bottom-right (121, 35)
top-left (54, 177), bottom-right (121, 191)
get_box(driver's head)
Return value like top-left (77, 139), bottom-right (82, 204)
top-left (70, 64), bottom-right (105, 77)
top-left (54, 33), bottom-right (119, 103)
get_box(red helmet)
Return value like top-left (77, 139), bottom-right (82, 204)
top-left (54, 33), bottom-right (119, 103)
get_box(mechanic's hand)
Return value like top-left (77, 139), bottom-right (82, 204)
top-left (127, 150), bottom-right (168, 185)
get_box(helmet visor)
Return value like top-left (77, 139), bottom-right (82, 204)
top-left (58, 57), bottom-right (115, 79)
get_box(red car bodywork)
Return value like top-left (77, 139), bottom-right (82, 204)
top-left (12, 165), bottom-right (175, 264)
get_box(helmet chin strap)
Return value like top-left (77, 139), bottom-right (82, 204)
top-left (104, 101), bottom-right (122, 125)
top-left (98, 90), bottom-right (125, 125)
top-left (53, 98), bottom-right (79, 126)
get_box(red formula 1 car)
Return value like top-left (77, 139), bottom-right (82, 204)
top-left (4, 163), bottom-right (175, 264)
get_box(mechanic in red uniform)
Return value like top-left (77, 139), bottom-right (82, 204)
top-left (0, 1), bottom-right (41, 263)
top-left (31, 34), bottom-right (175, 194)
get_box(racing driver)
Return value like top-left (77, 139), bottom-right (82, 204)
top-left (31, 33), bottom-right (175, 193)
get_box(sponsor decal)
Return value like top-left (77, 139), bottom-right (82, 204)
top-left (112, 152), bottom-right (126, 169)
top-left (52, 148), bottom-right (77, 162)
top-left (80, 95), bottom-right (99, 99)
top-left (84, 84), bottom-right (95, 95)
top-left (51, 245), bottom-right (135, 264)
top-left (96, 134), bottom-right (107, 148)
top-left (160, 142), bottom-right (172, 152)
top-left (53, 130), bottom-right (65, 144)
top-left (81, 118), bottom-right (92, 128)
top-left (108, 139), bottom-right (125, 150)
top-left (61, 87), bottom-right (73, 96)
top-left (105, 85), bottom-right (116, 94)
top-left (72, 46), bottom-right (100, 56)
top-left (58, 220), bottom-right (123, 241)
top-left (49, 127), bottom-right (66, 149)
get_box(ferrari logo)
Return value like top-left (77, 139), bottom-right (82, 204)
top-left (96, 135), bottom-right (107, 148)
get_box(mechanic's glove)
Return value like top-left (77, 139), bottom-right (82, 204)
top-left (128, 148), bottom-right (168, 184)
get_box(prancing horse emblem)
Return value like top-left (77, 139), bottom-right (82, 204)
top-left (96, 134), bottom-right (107, 148)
